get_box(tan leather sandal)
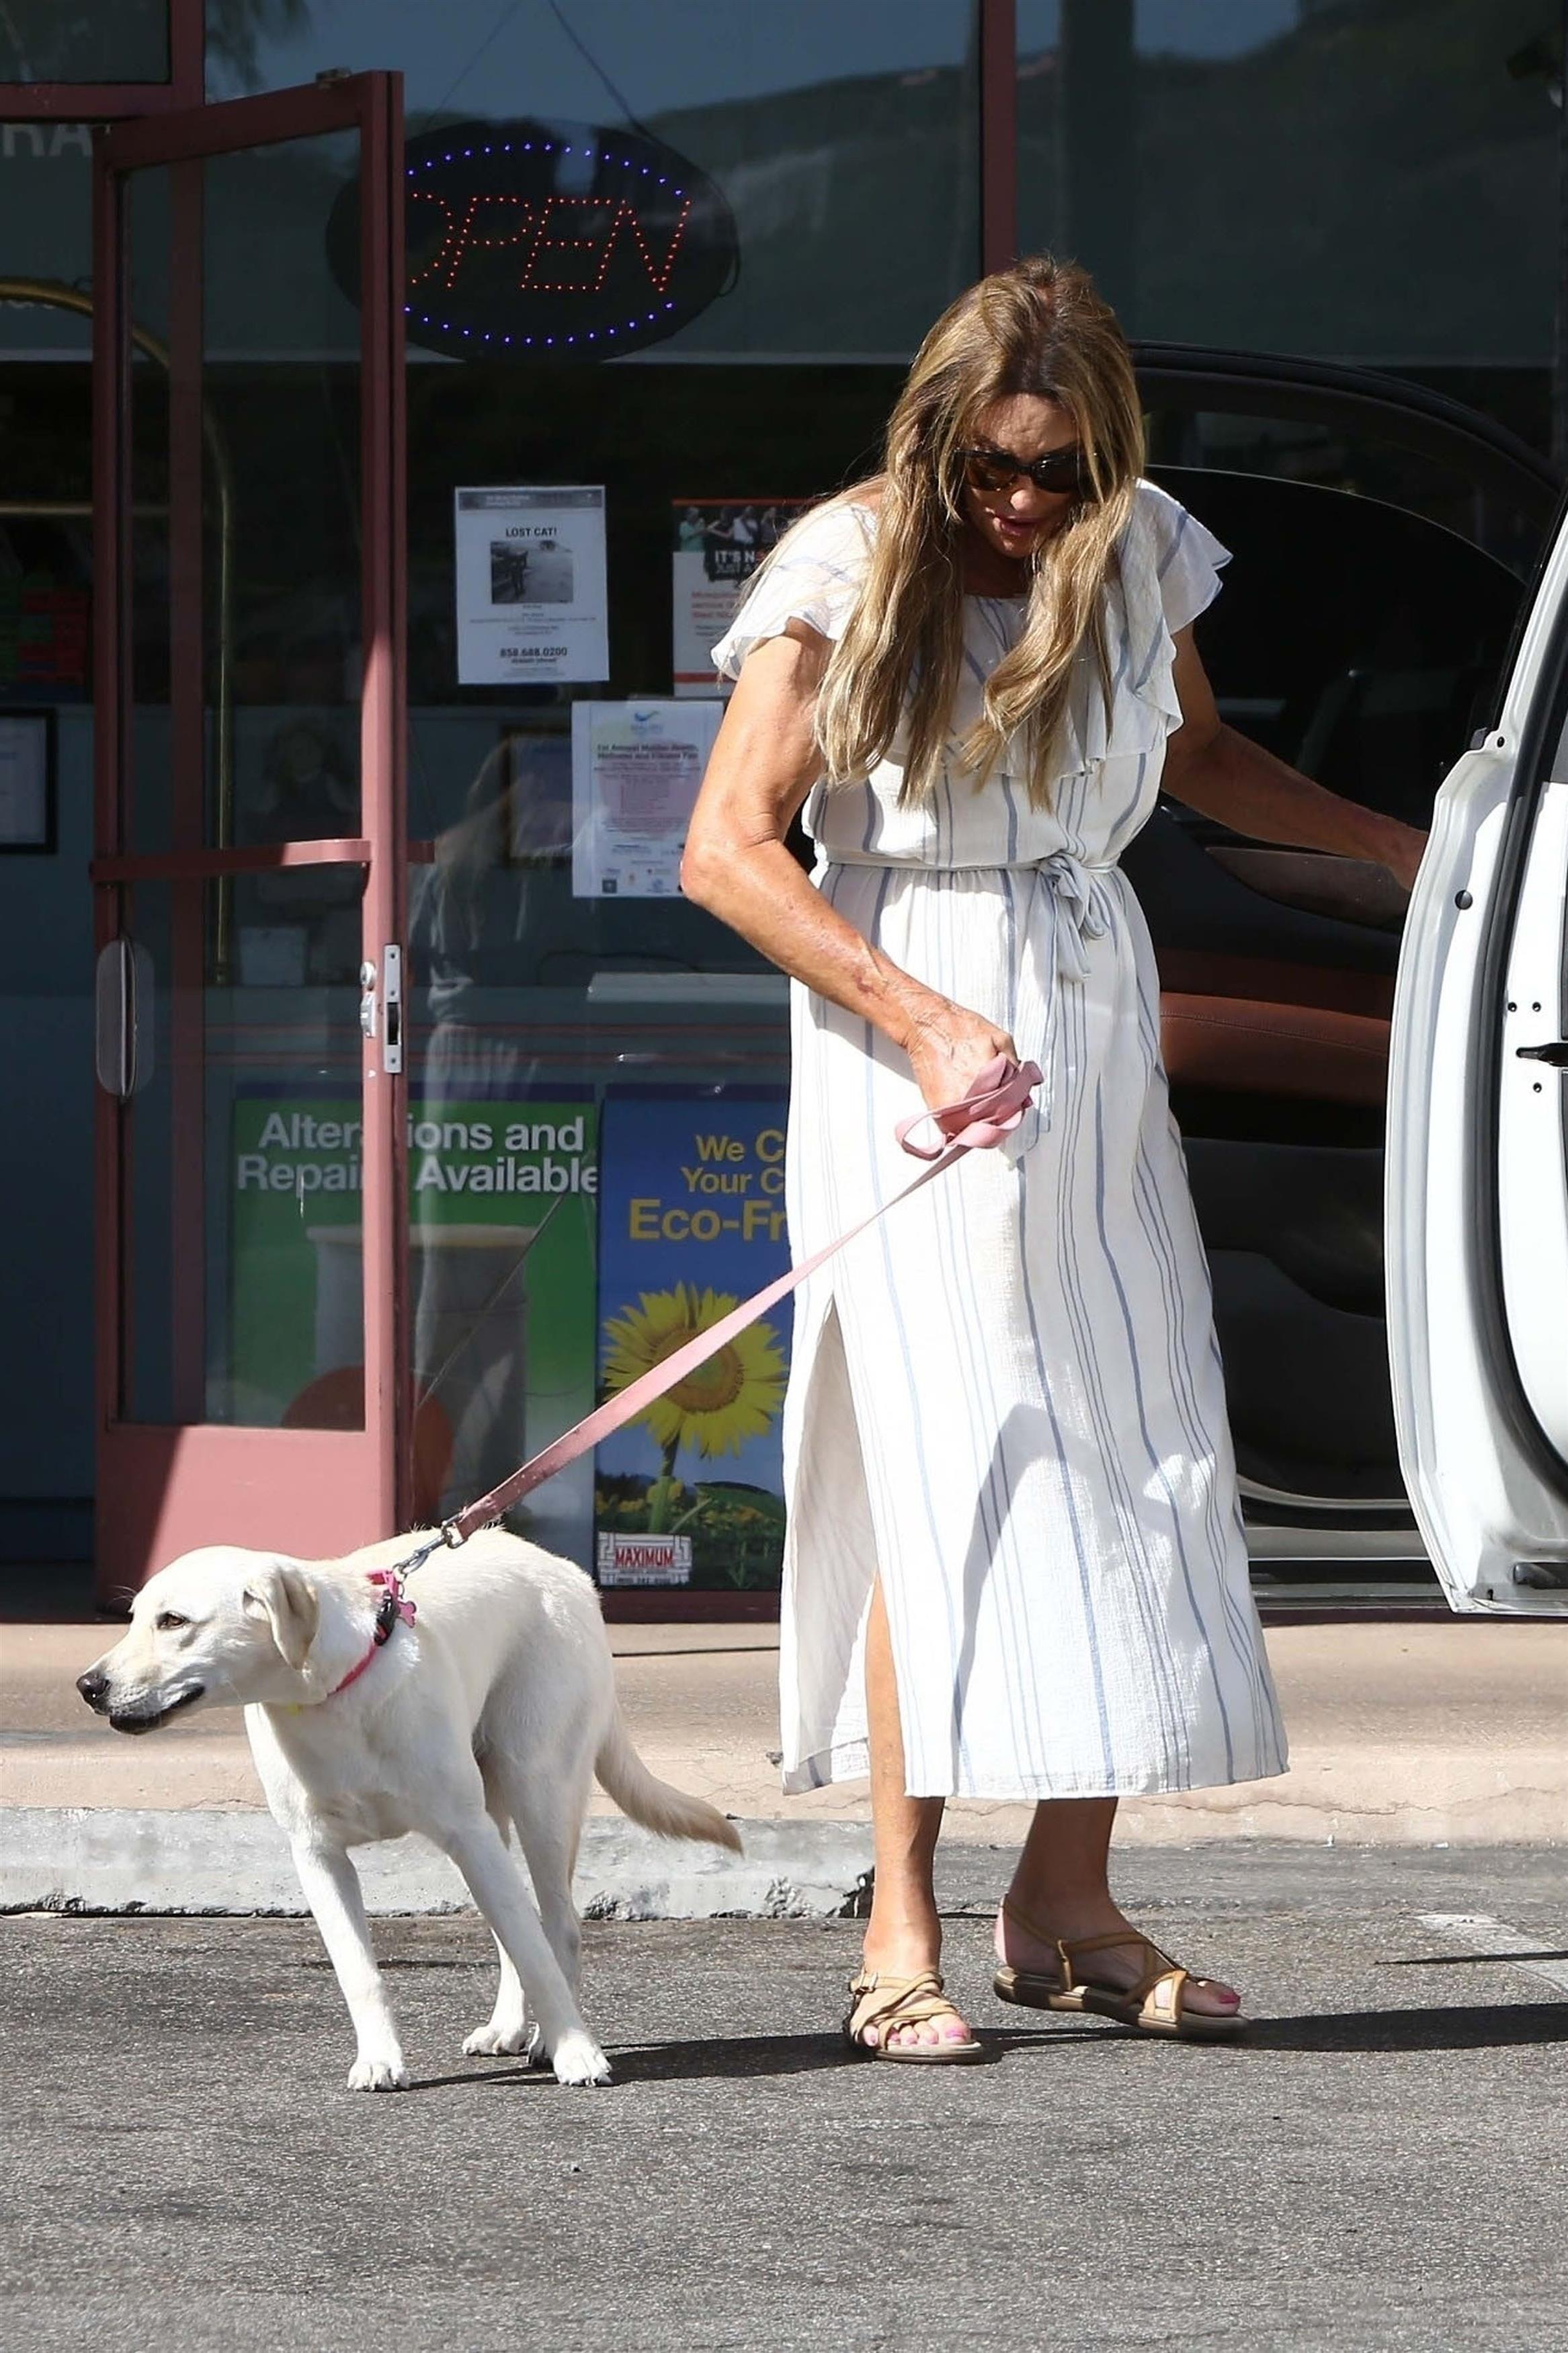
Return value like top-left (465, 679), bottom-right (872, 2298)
top-left (992, 1901), bottom-right (1247, 2042)
top-left (843, 1969), bottom-right (984, 2064)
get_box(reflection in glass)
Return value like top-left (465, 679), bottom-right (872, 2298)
top-left (409, 734), bottom-right (585, 1535)
top-left (1017, 0), bottom-right (1555, 368)
top-left (123, 136), bottom-right (364, 859)
top-left (120, 873), bottom-right (366, 1431)
top-left (0, 0), bottom-right (169, 81)
top-left (208, 0), bottom-right (981, 356)
top-left (405, 725), bottom-right (788, 1571)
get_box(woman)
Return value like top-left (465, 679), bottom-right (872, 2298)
top-left (682, 256), bottom-right (1423, 2061)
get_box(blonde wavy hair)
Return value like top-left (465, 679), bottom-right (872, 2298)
top-left (807, 254), bottom-right (1144, 808)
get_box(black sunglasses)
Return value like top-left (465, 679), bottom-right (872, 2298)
top-left (960, 444), bottom-right (1098, 500)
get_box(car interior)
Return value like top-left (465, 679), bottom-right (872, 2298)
top-left (1132, 374), bottom-right (1557, 1581)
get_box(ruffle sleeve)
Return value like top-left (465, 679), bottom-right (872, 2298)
top-left (1137, 479), bottom-right (1231, 636)
top-left (710, 500), bottom-right (874, 680)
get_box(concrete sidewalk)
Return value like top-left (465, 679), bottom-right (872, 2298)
top-left (4, 1616), bottom-right (1565, 1839)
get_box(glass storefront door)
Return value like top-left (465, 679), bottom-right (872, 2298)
top-left (91, 73), bottom-right (409, 1595)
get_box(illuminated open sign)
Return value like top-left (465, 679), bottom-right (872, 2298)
top-left (327, 117), bottom-right (737, 360)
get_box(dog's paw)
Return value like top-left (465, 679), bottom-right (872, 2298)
top-left (462, 2018), bottom-right (535, 2059)
top-left (347, 2052), bottom-right (411, 2092)
top-left (548, 2030), bottom-right (612, 2087)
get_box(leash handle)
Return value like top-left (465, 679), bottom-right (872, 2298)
top-left (894, 1053), bottom-right (1042, 1160)
top-left (431, 1057), bottom-right (1042, 1552)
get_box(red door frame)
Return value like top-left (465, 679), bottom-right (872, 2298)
top-left (91, 75), bottom-right (409, 1599)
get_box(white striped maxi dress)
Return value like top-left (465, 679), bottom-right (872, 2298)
top-left (712, 481), bottom-right (1287, 1801)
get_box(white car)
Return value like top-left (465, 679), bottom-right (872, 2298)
top-left (1128, 347), bottom-right (1565, 1615)
top-left (1385, 507), bottom-right (1568, 1616)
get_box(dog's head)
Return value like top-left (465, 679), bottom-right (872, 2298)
top-left (76, 1547), bottom-right (322, 1731)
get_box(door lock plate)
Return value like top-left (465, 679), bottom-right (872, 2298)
top-left (382, 944), bottom-right (403, 1074)
top-left (359, 949), bottom-right (403, 1072)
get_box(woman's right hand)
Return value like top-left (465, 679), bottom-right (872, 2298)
top-left (904, 1000), bottom-right (1020, 1115)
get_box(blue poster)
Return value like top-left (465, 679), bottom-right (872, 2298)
top-left (594, 1087), bottom-right (790, 1589)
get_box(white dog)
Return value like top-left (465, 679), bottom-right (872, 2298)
top-left (77, 1528), bottom-right (741, 2091)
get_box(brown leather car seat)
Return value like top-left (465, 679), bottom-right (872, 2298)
top-left (1159, 992), bottom-right (1391, 1107)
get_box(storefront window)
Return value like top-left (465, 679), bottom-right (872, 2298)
top-left (183, 1), bottom-right (982, 1589)
top-left (0, 116), bottom-right (96, 1546)
top-left (171, 1), bottom-right (1549, 1601)
top-left (0, 3), bottom-right (1552, 1589)
top-left (397, 414), bottom-right (815, 1584)
top-left (0, 1), bottom-right (170, 83)
top-left (1016, 1), bottom-right (1557, 383)
top-left (208, 0), bottom-right (982, 356)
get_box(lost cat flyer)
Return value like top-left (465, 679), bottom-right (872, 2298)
top-left (454, 486), bottom-right (608, 684)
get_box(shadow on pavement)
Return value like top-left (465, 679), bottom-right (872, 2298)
top-left (405, 2062), bottom-right (553, 2092)
top-left (1382, 1948), bottom-right (1568, 1968)
top-left (395, 2021), bottom-right (1142, 2093)
top-left (1249, 2003), bottom-right (1568, 2052)
top-left (611, 2032), bottom-right (923, 2081)
top-left (602, 2022), bottom-right (1122, 2081)
top-left (401, 2005), bottom-right (1566, 2091)
top-left (403, 2038), bottom-right (859, 2091)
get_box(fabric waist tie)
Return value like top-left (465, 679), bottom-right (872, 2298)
top-left (817, 844), bottom-right (1116, 986)
top-left (1034, 849), bottom-right (1114, 984)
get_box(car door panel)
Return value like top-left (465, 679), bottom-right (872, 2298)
top-left (1202, 848), bottom-right (1409, 930)
top-left (1123, 392), bottom-right (1556, 1564)
top-left (1386, 522), bottom-right (1568, 1611)
top-left (1125, 802), bottom-right (1402, 984)
top-left (1497, 776), bottom-right (1568, 1463)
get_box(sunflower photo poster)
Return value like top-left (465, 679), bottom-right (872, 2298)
top-left (594, 1087), bottom-right (791, 1589)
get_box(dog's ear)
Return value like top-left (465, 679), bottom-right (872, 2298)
top-left (242, 1562), bottom-right (320, 1671)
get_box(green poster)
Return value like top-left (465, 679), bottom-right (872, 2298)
top-left (230, 1091), bottom-right (598, 1567)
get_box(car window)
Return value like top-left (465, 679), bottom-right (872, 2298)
top-left (1140, 362), bottom-right (1557, 578)
top-left (1151, 465), bottom-right (1527, 831)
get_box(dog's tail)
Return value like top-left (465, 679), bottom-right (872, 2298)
top-left (595, 1706), bottom-right (743, 1852)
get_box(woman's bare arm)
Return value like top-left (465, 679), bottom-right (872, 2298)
top-left (1161, 628), bottom-right (1427, 889)
top-left (681, 625), bottom-right (1016, 1108)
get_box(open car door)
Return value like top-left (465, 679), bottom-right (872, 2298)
top-left (1387, 497), bottom-right (1568, 1614)
top-left (1124, 349), bottom-right (1556, 1602)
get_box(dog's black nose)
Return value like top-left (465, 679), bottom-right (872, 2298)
top-left (77, 1668), bottom-right (110, 1712)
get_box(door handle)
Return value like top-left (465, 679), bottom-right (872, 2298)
top-left (94, 939), bottom-right (155, 1100)
top-left (1516, 1040), bottom-right (1568, 1068)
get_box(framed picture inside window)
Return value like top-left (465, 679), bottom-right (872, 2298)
top-left (0, 711), bottom-right (56, 853)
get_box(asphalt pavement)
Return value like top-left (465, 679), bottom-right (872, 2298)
top-left (4, 1842), bottom-right (1564, 2352)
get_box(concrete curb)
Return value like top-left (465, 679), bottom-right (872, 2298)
top-left (0, 1808), bottom-right (872, 1921)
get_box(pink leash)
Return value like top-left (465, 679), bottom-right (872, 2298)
top-left (360, 1055), bottom-right (1042, 1632)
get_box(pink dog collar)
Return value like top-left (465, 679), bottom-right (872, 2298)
top-left (329, 1570), bottom-right (417, 1698)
